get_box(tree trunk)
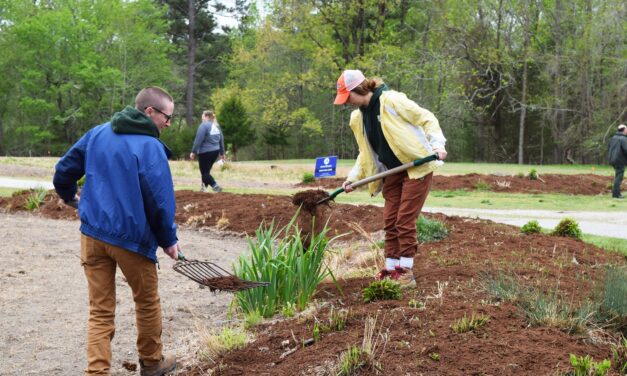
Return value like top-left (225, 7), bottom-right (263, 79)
top-left (518, 57), bottom-right (528, 164)
top-left (185, 0), bottom-right (196, 127)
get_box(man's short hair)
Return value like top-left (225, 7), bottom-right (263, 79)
top-left (619, 124), bottom-right (627, 132)
top-left (135, 87), bottom-right (173, 112)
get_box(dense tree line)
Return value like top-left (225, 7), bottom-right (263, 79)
top-left (1, 0), bottom-right (625, 163)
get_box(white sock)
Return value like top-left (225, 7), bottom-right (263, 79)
top-left (385, 258), bottom-right (399, 271)
top-left (400, 257), bottom-right (414, 269)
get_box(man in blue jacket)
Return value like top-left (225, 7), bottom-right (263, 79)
top-left (54, 87), bottom-right (180, 376)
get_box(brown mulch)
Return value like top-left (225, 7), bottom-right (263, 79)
top-left (298, 173), bottom-right (621, 195)
top-left (2, 189), bottom-right (626, 375)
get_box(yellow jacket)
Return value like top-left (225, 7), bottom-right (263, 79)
top-left (347, 90), bottom-right (446, 196)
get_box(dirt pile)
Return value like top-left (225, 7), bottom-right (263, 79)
top-left (298, 173), bottom-right (620, 195)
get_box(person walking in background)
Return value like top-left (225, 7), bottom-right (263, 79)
top-left (190, 110), bottom-right (225, 192)
top-left (608, 123), bottom-right (627, 199)
top-left (53, 87), bottom-right (180, 376)
top-left (334, 69), bottom-right (447, 288)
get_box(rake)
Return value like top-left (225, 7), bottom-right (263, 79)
top-left (173, 252), bottom-right (269, 292)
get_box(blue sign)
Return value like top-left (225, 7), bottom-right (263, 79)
top-left (314, 156), bottom-right (337, 178)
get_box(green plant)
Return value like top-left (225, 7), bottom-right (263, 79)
top-left (611, 337), bottom-right (627, 373)
top-left (281, 302), bottom-right (296, 318)
top-left (552, 218), bottom-right (583, 240)
top-left (312, 322), bottom-right (321, 342)
top-left (568, 354), bottom-right (611, 376)
top-left (596, 266), bottom-right (627, 333)
top-left (24, 188), bottom-right (47, 211)
top-left (327, 307), bottom-right (349, 331)
top-left (474, 180), bottom-right (493, 191)
top-left (198, 326), bottom-right (249, 362)
top-left (334, 315), bottom-right (383, 375)
top-left (516, 172), bottom-right (525, 178)
top-left (479, 272), bottom-right (525, 304)
top-left (77, 175), bottom-right (86, 187)
top-left (523, 290), bottom-right (592, 334)
top-left (362, 279), bottom-right (402, 303)
top-left (528, 169), bottom-right (538, 180)
top-left (336, 345), bottom-right (367, 375)
top-left (429, 352), bottom-right (440, 361)
top-left (301, 172), bottom-right (315, 184)
top-left (234, 213), bottom-right (341, 318)
top-left (521, 220), bottom-right (543, 234)
top-left (243, 310), bottom-right (263, 329)
top-left (416, 215), bottom-right (449, 243)
top-left (408, 299), bottom-right (425, 309)
top-left (451, 313), bottom-right (490, 333)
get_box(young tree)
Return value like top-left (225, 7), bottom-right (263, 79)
top-left (218, 96), bottom-right (255, 160)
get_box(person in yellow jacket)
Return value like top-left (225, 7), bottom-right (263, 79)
top-left (334, 69), bottom-right (447, 288)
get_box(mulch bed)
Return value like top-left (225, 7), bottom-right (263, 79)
top-left (1, 189), bottom-right (625, 375)
top-left (298, 173), bottom-right (621, 196)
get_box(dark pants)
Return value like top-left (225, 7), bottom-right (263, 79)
top-left (382, 171), bottom-right (433, 259)
top-left (198, 150), bottom-right (220, 187)
top-left (612, 164), bottom-right (625, 198)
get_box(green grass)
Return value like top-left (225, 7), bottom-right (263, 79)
top-left (0, 187), bottom-right (20, 197)
top-left (583, 234), bottom-right (627, 256)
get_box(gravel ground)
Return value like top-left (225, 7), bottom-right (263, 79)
top-left (0, 212), bottom-right (249, 375)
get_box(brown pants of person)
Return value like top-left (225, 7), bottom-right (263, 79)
top-left (382, 171), bottom-right (433, 259)
top-left (80, 234), bottom-right (163, 375)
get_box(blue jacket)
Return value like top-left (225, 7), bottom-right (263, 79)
top-left (53, 119), bottom-right (178, 262)
top-left (191, 121), bottom-right (225, 155)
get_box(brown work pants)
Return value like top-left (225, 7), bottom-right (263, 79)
top-left (382, 171), bottom-right (433, 259)
top-left (80, 235), bottom-right (163, 375)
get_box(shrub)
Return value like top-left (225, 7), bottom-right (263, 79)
top-left (198, 326), bottom-right (249, 362)
top-left (301, 172), bottom-right (315, 184)
top-left (474, 180), bottom-right (493, 191)
top-left (24, 188), bottom-right (47, 211)
top-left (416, 215), bottom-right (449, 243)
top-left (521, 220), bottom-right (542, 234)
top-left (568, 354), bottom-right (611, 376)
top-left (516, 172), bottom-right (525, 178)
top-left (552, 218), bottom-right (582, 239)
top-left (362, 279), bottom-right (402, 303)
top-left (523, 290), bottom-right (592, 334)
top-left (451, 313), bottom-right (490, 333)
top-left (234, 214), bottom-right (339, 318)
top-left (528, 169), bottom-right (538, 180)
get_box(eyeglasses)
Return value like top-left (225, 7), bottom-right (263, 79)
top-left (146, 106), bottom-right (173, 122)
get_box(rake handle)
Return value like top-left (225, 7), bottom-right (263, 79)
top-left (347, 154), bottom-right (439, 190)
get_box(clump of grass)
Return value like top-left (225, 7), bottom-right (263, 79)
top-left (552, 218), bottom-right (582, 240)
top-left (528, 169), bottom-right (538, 180)
top-left (521, 220), bottom-right (542, 234)
top-left (478, 272), bottom-right (525, 304)
top-left (198, 325), bottom-right (249, 362)
top-left (451, 313), bottom-right (490, 333)
top-left (24, 188), bottom-right (47, 211)
top-left (568, 354), bottom-right (611, 376)
top-left (234, 214), bottom-right (340, 318)
top-left (243, 310), bottom-right (263, 329)
top-left (474, 180), bottom-right (492, 191)
top-left (301, 172), bottom-right (315, 184)
top-left (516, 172), bottom-right (525, 178)
top-left (281, 302), bottom-right (296, 318)
top-left (362, 279), bottom-right (402, 303)
top-left (429, 352), bottom-right (440, 361)
top-left (416, 215), bottom-right (449, 243)
top-left (611, 336), bottom-right (627, 374)
top-left (333, 315), bottom-right (383, 375)
top-left (596, 266), bottom-right (627, 333)
top-left (522, 290), bottom-right (592, 334)
top-left (216, 210), bottom-right (230, 229)
top-left (312, 307), bottom-right (349, 341)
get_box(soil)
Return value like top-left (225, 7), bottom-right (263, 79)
top-left (299, 173), bottom-right (623, 195)
top-left (1, 189), bottom-right (626, 375)
top-left (199, 275), bottom-right (256, 292)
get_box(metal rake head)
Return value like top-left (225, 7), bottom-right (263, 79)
top-left (173, 259), bottom-right (269, 292)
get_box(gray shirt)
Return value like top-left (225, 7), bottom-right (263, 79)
top-left (191, 121), bottom-right (225, 155)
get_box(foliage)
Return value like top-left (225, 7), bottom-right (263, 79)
top-left (218, 95), bottom-right (255, 160)
top-left (233, 214), bottom-right (339, 318)
top-left (528, 169), bottom-right (539, 180)
top-left (451, 313), bottom-right (490, 334)
top-left (521, 220), bottom-right (542, 234)
top-left (568, 354), bottom-right (611, 376)
top-left (198, 325), bottom-right (249, 362)
top-left (24, 189), bottom-right (47, 211)
top-left (335, 346), bottom-right (367, 376)
top-left (596, 267), bottom-right (627, 334)
top-left (159, 123), bottom-right (196, 159)
top-left (362, 280), bottom-right (402, 303)
top-left (479, 272), bottom-right (526, 304)
top-left (522, 290), bottom-right (593, 334)
top-left (552, 218), bottom-right (583, 240)
top-left (301, 172), bottom-right (315, 184)
top-left (611, 337), bottom-right (627, 374)
top-left (474, 180), bottom-right (493, 191)
top-left (416, 215), bottom-right (449, 243)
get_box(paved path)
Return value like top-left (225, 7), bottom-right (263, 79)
top-left (0, 177), bottom-right (53, 190)
top-left (424, 207), bottom-right (627, 240)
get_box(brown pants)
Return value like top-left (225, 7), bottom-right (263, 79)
top-left (80, 235), bottom-right (163, 375)
top-left (382, 171), bottom-right (433, 259)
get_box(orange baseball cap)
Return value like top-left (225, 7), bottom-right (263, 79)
top-left (334, 70), bottom-right (366, 105)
